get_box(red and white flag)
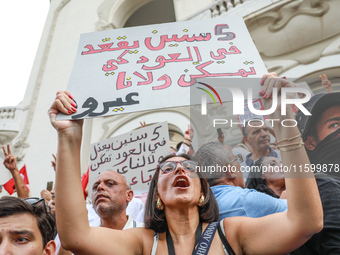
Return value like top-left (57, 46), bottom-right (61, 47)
top-left (3, 165), bottom-right (29, 195)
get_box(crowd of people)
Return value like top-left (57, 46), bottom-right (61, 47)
top-left (1, 73), bottom-right (339, 255)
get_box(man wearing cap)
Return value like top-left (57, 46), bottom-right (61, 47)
top-left (295, 92), bottom-right (340, 254)
top-left (297, 92), bottom-right (340, 170)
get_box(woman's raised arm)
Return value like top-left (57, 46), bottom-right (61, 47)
top-left (49, 91), bottom-right (148, 255)
top-left (225, 75), bottom-right (323, 255)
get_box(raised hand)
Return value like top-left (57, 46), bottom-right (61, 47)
top-left (2, 144), bottom-right (28, 198)
top-left (41, 189), bottom-right (52, 203)
top-left (48, 91), bottom-right (83, 137)
top-left (2, 144), bottom-right (17, 172)
top-left (259, 73), bottom-right (296, 117)
top-left (319, 74), bottom-right (333, 93)
top-left (140, 121), bottom-right (147, 127)
top-left (184, 124), bottom-right (194, 140)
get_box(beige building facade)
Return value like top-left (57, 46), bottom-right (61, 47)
top-left (0, 0), bottom-right (339, 197)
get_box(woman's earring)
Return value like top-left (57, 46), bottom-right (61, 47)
top-left (156, 198), bottom-right (164, 210)
top-left (197, 194), bottom-right (205, 207)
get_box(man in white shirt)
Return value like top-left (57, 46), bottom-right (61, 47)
top-left (56, 171), bottom-right (143, 255)
top-left (91, 171), bottom-right (143, 229)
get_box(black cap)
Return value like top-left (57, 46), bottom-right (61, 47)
top-left (296, 92), bottom-right (340, 140)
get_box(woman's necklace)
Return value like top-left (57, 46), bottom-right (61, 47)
top-left (166, 221), bottom-right (202, 255)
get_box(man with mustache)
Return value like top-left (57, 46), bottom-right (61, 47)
top-left (56, 171), bottom-right (144, 255)
top-left (243, 119), bottom-right (281, 166)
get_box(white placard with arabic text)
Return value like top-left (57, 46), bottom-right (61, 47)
top-left (89, 122), bottom-right (169, 196)
top-left (58, 16), bottom-right (267, 120)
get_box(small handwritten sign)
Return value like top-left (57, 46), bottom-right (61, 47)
top-left (88, 122), bottom-right (169, 195)
top-left (238, 99), bottom-right (268, 123)
top-left (57, 16), bottom-right (267, 120)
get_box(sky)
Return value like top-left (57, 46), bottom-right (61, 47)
top-left (0, 1), bottom-right (50, 107)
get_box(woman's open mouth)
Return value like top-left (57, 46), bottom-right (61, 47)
top-left (173, 176), bottom-right (190, 188)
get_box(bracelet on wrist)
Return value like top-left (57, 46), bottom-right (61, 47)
top-left (275, 134), bottom-right (301, 145)
top-left (277, 139), bottom-right (304, 152)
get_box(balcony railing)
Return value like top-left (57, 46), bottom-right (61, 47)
top-left (183, 0), bottom-right (252, 20)
top-left (0, 106), bottom-right (23, 144)
top-left (0, 107), bottom-right (16, 120)
top-left (183, 0), bottom-right (288, 21)
top-left (211, 0), bottom-right (250, 17)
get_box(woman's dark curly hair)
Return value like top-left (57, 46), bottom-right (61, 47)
top-left (144, 153), bottom-right (219, 233)
top-left (245, 156), bottom-right (279, 198)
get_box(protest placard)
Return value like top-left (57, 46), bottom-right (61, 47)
top-left (58, 16), bottom-right (267, 120)
top-left (88, 122), bottom-right (169, 196)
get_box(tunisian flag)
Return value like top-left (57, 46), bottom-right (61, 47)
top-left (3, 165), bottom-right (29, 195)
top-left (81, 167), bottom-right (89, 200)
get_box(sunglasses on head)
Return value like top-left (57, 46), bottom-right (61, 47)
top-left (158, 160), bottom-right (198, 173)
top-left (24, 197), bottom-right (49, 214)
